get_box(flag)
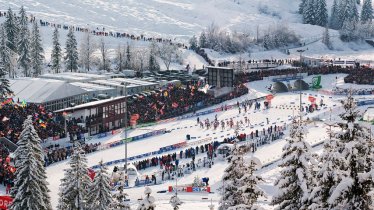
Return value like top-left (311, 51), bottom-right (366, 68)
top-left (172, 102), bottom-right (178, 108)
top-left (88, 168), bottom-right (96, 181)
top-left (21, 100), bottom-right (27, 108)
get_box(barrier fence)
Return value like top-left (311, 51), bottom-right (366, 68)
top-left (91, 136), bottom-right (213, 169)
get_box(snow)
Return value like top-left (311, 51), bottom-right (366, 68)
top-left (41, 72), bottom-right (370, 209)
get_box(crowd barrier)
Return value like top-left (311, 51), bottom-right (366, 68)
top-left (91, 136), bottom-right (214, 169)
top-left (97, 128), bottom-right (166, 151)
top-left (168, 186), bottom-right (211, 193)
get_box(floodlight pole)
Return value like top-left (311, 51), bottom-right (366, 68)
top-left (296, 49), bottom-right (305, 123)
top-left (124, 82), bottom-right (128, 173)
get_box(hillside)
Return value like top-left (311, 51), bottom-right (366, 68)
top-left (0, 0), bottom-right (373, 70)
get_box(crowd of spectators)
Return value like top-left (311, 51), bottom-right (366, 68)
top-left (344, 69), bottom-right (374, 85)
top-left (0, 103), bottom-right (65, 143)
top-left (0, 144), bottom-right (14, 193)
top-left (126, 85), bottom-right (248, 124)
top-left (44, 142), bottom-right (101, 166)
top-left (333, 87), bottom-right (374, 95)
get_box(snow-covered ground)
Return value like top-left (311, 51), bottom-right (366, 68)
top-left (40, 73), bottom-right (374, 209)
top-left (1, 0), bottom-right (374, 71)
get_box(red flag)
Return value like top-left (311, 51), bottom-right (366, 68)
top-left (88, 168), bottom-right (96, 181)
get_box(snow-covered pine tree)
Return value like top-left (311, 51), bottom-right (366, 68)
top-left (0, 57), bottom-right (13, 99)
top-left (9, 116), bottom-right (52, 210)
top-left (115, 45), bottom-right (124, 72)
top-left (329, 0), bottom-right (340, 29)
top-left (99, 38), bottom-right (110, 72)
top-left (314, 0), bottom-right (328, 26)
top-left (361, 0), bottom-right (373, 23)
top-left (235, 158), bottom-right (265, 210)
top-left (199, 31), bottom-right (207, 48)
top-left (271, 116), bottom-right (315, 210)
top-left (87, 161), bottom-right (114, 210)
top-left (340, 19), bottom-right (358, 41)
top-left (125, 44), bottom-right (131, 69)
top-left (345, 0), bottom-right (359, 22)
top-left (328, 91), bottom-right (373, 209)
top-left (336, 0), bottom-right (348, 29)
top-left (79, 31), bottom-right (95, 71)
top-left (219, 144), bottom-right (246, 210)
top-left (308, 123), bottom-right (344, 209)
top-left (148, 41), bottom-right (159, 72)
top-left (64, 28), bottom-right (79, 72)
top-left (299, 0), bottom-right (308, 14)
top-left (30, 21), bottom-right (44, 77)
top-left (189, 35), bottom-right (198, 51)
top-left (110, 186), bottom-right (131, 210)
top-left (4, 8), bottom-right (18, 53)
top-left (303, 0), bottom-right (316, 24)
top-left (169, 194), bottom-right (183, 210)
top-left (0, 24), bottom-right (14, 90)
top-left (58, 142), bottom-right (92, 210)
top-left (51, 27), bottom-right (62, 73)
top-left (17, 6), bottom-right (31, 77)
top-left (322, 27), bottom-right (332, 49)
top-left (137, 187), bottom-right (156, 210)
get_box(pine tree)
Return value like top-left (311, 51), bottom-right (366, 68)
top-left (340, 19), bottom-right (358, 41)
top-left (303, 0), bottom-right (316, 24)
top-left (17, 6), bottom-right (31, 77)
top-left (299, 0), bottom-right (308, 14)
top-left (271, 117), bottom-right (315, 210)
top-left (0, 24), bottom-right (14, 83)
top-left (219, 144), bottom-right (246, 209)
top-left (322, 27), bottom-right (332, 49)
top-left (345, 0), bottom-right (359, 22)
top-left (0, 59), bottom-right (12, 99)
top-left (87, 161), bottom-right (114, 210)
top-left (199, 31), bottom-right (207, 48)
top-left (148, 42), bottom-right (159, 72)
top-left (116, 45), bottom-right (124, 72)
top-left (336, 0), bottom-right (348, 29)
top-left (329, 0), bottom-right (340, 29)
top-left (79, 31), bottom-right (95, 71)
top-left (308, 124), bottom-right (344, 209)
top-left (137, 187), bottom-right (156, 210)
top-left (51, 27), bottom-right (62, 73)
top-left (236, 158), bottom-right (264, 209)
top-left (328, 91), bottom-right (373, 209)
top-left (58, 143), bottom-right (92, 210)
top-left (189, 35), bottom-right (198, 51)
top-left (9, 116), bottom-right (52, 210)
top-left (110, 186), bottom-right (131, 210)
top-left (169, 194), bottom-right (183, 210)
top-left (99, 38), bottom-right (109, 71)
top-left (125, 44), bottom-right (131, 69)
top-left (4, 8), bottom-right (18, 53)
top-left (361, 0), bottom-right (373, 23)
top-left (315, 0), bottom-right (328, 26)
top-left (30, 21), bottom-right (44, 77)
top-left (64, 28), bottom-right (79, 72)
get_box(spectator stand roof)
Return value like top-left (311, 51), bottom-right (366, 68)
top-left (10, 78), bottom-right (88, 104)
top-left (55, 95), bottom-right (127, 113)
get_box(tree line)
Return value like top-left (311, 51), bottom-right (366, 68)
top-left (0, 7), bottom-right (184, 78)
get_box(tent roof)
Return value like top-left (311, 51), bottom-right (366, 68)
top-left (10, 78), bottom-right (87, 104)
